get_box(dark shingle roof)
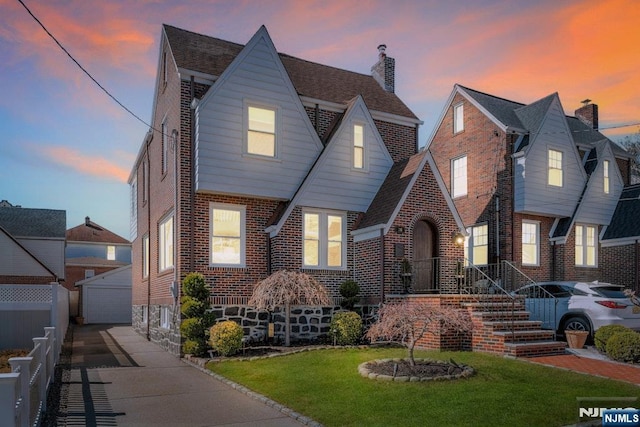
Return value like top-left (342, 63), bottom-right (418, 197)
top-left (602, 185), bottom-right (640, 240)
top-left (514, 93), bottom-right (556, 134)
top-left (458, 86), bottom-right (525, 128)
top-left (357, 152), bottom-right (425, 229)
top-left (164, 24), bottom-right (417, 120)
top-left (66, 219), bottom-right (129, 244)
top-left (0, 207), bottom-right (66, 238)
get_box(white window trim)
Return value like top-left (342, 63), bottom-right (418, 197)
top-left (603, 160), bottom-right (610, 194)
top-left (521, 220), bottom-right (540, 267)
top-left (160, 306), bottom-right (170, 329)
top-left (107, 245), bottom-right (116, 261)
top-left (352, 123), bottom-right (367, 172)
top-left (453, 103), bottom-right (464, 133)
top-left (142, 234), bottom-right (150, 278)
top-left (303, 209), bottom-right (347, 270)
top-left (547, 148), bottom-right (563, 187)
top-left (210, 203), bottom-right (246, 268)
top-left (451, 155), bottom-right (468, 198)
top-left (243, 100), bottom-right (280, 160)
top-left (159, 214), bottom-right (174, 272)
top-left (575, 224), bottom-right (598, 267)
top-left (465, 223), bottom-right (488, 266)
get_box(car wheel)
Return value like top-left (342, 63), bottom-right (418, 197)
top-left (563, 316), bottom-right (591, 335)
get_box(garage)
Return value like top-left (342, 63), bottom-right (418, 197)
top-left (77, 265), bottom-right (132, 324)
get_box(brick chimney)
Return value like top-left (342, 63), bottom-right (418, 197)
top-left (575, 99), bottom-right (598, 130)
top-left (371, 44), bottom-right (395, 93)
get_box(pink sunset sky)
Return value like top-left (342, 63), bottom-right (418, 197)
top-left (1, 0), bottom-right (638, 238)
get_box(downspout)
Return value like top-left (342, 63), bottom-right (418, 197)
top-left (495, 196), bottom-right (500, 262)
top-left (267, 233), bottom-right (272, 276)
top-left (173, 126), bottom-right (179, 322)
top-left (189, 76), bottom-right (195, 273)
top-left (380, 228), bottom-right (385, 303)
top-left (314, 104), bottom-right (319, 133)
top-left (551, 241), bottom-right (556, 281)
top-left (145, 132), bottom-right (152, 341)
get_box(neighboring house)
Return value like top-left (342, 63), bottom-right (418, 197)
top-left (0, 202), bottom-right (65, 284)
top-left (128, 25), bottom-right (464, 354)
top-left (65, 216), bottom-right (131, 322)
top-left (428, 84), bottom-right (637, 289)
top-left (75, 265), bottom-right (132, 324)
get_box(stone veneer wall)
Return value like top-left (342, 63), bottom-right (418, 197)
top-left (132, 304), bottom-right (182, 356)
top-left (211, 304), bottom-right (379, 344)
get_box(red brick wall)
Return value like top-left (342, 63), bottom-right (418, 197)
top-left (374, 119), bottom-right (418, 162)
top-left (601, 243), bottom-right (640, 290)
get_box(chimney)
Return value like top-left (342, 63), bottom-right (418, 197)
top-left (371, 44), bottom-right (395, 93)
top-left (575, 99), bottom-right (599, 130)
top-left (85, 216), bottom-right (90, 226)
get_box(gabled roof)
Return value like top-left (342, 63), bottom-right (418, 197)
top-left (0, 226), bottom-right (57, 278)
top-left (458, 85), bottom-right (525, 129)
top-left (602, 185), bottom-right (640, 241)
top-left (514, 93), bottom-right (556, 135)
top-left (0, 207), bottom-right (65, 239)
top-left (66, 218), bottom-right (130, 244)
top-left (163, 24), bottom-right (417, 120)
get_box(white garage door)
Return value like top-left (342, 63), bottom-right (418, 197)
top-left (84, 285), bottom-right (132, 324)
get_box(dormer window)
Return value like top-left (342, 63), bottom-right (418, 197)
top-left (603, 160), bottom-right (610, 194)
top-left (548, 149), bottom-right (563, 187)
top-left (247, 105), bottom-right (276, 157)
top-left (353, 124), bottom-right (364, 169)
top-left (453, 103), bottom-right (464, 133)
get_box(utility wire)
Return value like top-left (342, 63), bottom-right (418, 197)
top-left (17, 0), bottom-right (155, 132)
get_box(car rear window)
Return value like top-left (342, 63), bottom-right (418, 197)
top-left (592, 286), bottom-right (626, 298)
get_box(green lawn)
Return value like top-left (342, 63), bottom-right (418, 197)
top-left (207, 347), bottom-right (640, 427)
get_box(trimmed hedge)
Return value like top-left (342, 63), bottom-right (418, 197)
top-left (594, 325), bottom-right (631, 352)
top-left (209, 321), bottom-right (244, 357)
top-left (606, 331), bottom-right (640, 363)
top-left (330, 311), bottom-right (363, 345)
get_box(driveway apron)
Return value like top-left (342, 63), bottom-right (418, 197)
top-left (48, 324), bottom-right (304, 427)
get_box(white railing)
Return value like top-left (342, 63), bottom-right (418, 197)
top-left (0, 326), bottom-right (58, 427)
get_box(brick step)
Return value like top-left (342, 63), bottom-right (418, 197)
top-left (473, 311), bottom-right (531, 322)
top-left (482, 320), bottom-right (543, 332)
top-left (462, 301), bottom-right (525, 312)
top-left (493, 329), bottom-right (556, 343)
top-left (503, 341), bottom-right (567, 358)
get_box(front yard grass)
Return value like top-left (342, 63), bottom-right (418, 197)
top-left (207, 347), bottom-right (640, 426)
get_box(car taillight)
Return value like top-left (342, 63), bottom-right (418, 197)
top-left (595, 300), bottom-right (627, 309)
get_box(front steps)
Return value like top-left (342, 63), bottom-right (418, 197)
top-left (463, 296), bottom-right (566, 358)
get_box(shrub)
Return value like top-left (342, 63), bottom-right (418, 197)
top-left (182, 272), bottom-right (210, 301)
top-left (339, 280), bottom-right (360, 310)
top-left (330, 311), bottom-right (363, 345)
top-left (182, 339), bottom-right (206, 356)
top-left (180, 272), bottom-right (215, 356)
top-left (181, 296), bottom-right (206, 319)
top-left (180, 317), bottom-right (204, 339)
top-left (209, 321), bottom-right (244, 356)
top-left (606, 331), bottom-right (640, 363)
top-left (594, 325), bottom-right (631, 352)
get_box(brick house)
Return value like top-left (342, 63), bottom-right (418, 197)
top-left (128, 25), bottom-right (465, 355)
top-left (428, 84), bottom-right (637, 290)
top-left (65, 216), bottom-right (131, 321)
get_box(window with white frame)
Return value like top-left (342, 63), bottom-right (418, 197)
top-left (451, 156), bottom-right (467, 198)
top-left (303, 210), bottom-right (345, 269)
top-left (575, 224), bottom-right (597, 267)
top-left (353, 124), bottom-right (364, 169)
top-left (143, 234), bottom-right (149, 278)
top-left (162, 118), bottom-right (168, 174)
top-left (160, 306), bottom-right (170, 329)
top-left (247, 105), bottom-right (276, 157)
top-left (107, 245), bottom-right (116, 261)
top-left (603, 160), bottom-right (610, 194)
top-left (159, 215), bottom-right (174, 271)
top-left (211, 204), bottom-right (245, 267)
top-left (522, 221), bottom-right (539, 266)
top-left (453, 103), bottom-right (464, 133)
top-left (465, 224), bottom-right (488, 265)
top-left (548, 149), bottom-right (563, 187)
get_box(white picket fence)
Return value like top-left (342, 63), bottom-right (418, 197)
top-left (0, 326), bottom-right (59, 427)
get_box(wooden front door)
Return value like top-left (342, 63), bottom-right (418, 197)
top-left (413, 220), bottom-right (438, 292)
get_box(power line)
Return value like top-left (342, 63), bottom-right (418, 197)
top-left (17, 0), bottom-right (155, 132)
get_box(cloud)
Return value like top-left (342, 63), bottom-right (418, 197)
top-left (40, 145), bottom-right (130, 183)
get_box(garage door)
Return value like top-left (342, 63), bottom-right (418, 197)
top-left (84, 285), bottom-right (132, 324)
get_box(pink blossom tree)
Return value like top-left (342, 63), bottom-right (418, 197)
top-left (249, 270), bottom-right (331, 346)
top-left (366, 300), bottom-right (472, 365)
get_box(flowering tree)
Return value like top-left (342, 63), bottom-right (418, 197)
top-left (249, 270), bottom-right (331, 346)
top-left (366, 300), bottom-right (472, 365)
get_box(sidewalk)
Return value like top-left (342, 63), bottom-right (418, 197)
top-left (45, 324), bottom-right (308, 426)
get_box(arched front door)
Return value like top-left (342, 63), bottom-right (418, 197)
top-left (413, 220), bottom-right (438, 292)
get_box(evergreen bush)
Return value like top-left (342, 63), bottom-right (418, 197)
top-left (209, 320), bottom-right (244, 356)
top-left (594, 325), bottom-right (631, 352)
top-left (330, 311), bottom-right (363, 345)
top-left (180, 272), bottom-right (215, 356)
top-left (606, 330), bottom-right (640, 363)
top-left (339, 280), bottom-right (360, 310)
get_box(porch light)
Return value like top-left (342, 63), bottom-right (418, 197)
top-left (452, 232), bottom-right (465, 247)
